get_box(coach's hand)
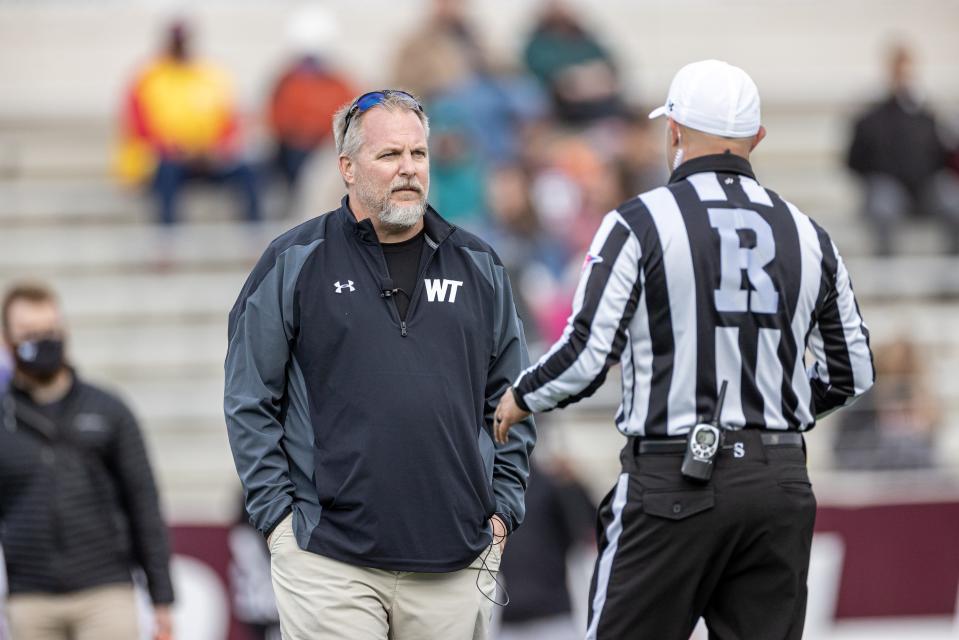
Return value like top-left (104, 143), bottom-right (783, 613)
top-left (490, 514), bottom-right (508, 553)
top-left (494, 387), bottom-right (530, 445)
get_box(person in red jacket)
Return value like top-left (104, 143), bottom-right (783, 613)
top-left (268, 55), bottom-right (355, 192)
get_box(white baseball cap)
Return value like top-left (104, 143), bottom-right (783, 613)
top-left (648, 60), bottom-right (761, 138)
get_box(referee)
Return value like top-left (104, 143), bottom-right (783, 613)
top-left (494, 59), bottom-right (874, 640)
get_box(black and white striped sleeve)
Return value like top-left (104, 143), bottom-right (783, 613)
top-left (806, 235), bottom-right (874, 417)
top-left (513, 210), bottom-right (643, 413)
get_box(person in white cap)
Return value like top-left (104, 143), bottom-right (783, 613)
top-left (493, 59), bottom-right (873, 639)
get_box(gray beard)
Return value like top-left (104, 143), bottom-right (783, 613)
top-left (378, 199), bottom-right (426, 230)
top-left (356, 176), bottom-right (428, 231)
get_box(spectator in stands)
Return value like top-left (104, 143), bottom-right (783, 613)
top-left (615, 108), bottom-right (669, 197)
top-left (522, 1), bottom-right (625, 126)
top-left (396, 0), bottom-right (551, 164)
top-left (485, 164), bottom-right (570, 352)
top-left (391, 0), bottom-right (483, 101)
top-left (425, 99), bottom-right (490, 231)
top-left (0, 282), bottom-right (174, 640)
top-left (114, 19), bottom-right (261, 225)
top-left (834, 336), bottom-right (939, 470)
top-left (846, 43), bottom-right (959, 255)
top-left (267, 7), bottom-right (355, 206)
top-left (497, 455), bottom-right (595, 640)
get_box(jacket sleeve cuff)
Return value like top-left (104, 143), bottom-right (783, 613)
top-left (494, 509), bottom-right (517, 535)
top-left (150, 591), bottom-right (176, 606)
top-left (511, 386), bottom-right (531, 413)
top-left (262, 507), bottom-right (292, 540)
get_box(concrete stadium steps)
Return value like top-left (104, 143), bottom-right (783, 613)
top-left (845, 256), bottom-right (959, 299)
top-left (68, 322), bottom-right (228, 377)
top-left (0, 177), bottom-right (146, 223)
top-left (2, 111), bottom-right (944, 260)
top-left (0, 221), bottom-right (281, 275)
top-left (0, 272), bottom-right (246, 324)
top-left (2, 1), bottom-right (957, 120)
top-left (0, 176), bottom-right (280, 227)
top-left (0, 120), bottom-right (111, 179)
top-left (111, 377), bottom-right (225, 426)
top-left (143, 421), bottom-right (242, 523)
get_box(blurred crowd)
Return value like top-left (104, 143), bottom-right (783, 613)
top-left (111, 0), bottom-right (667, 350)
top-left (109, 1), bottom-right (959, 339)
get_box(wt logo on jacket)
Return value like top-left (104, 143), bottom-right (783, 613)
top-left (424, 279), bottom-right (464, 303)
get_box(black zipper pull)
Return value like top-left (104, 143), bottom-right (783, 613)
top-left (400, 321), bottom-right (408, 337)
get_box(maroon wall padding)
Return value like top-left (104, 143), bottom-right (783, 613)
top-left (170, 525), bottom-right (251, 640)
top-left (815, 502), bottom-right (959, 619)
top-left (170, 501), bottom-right (959, 639)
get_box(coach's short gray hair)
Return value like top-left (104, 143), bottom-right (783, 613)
top-left (332, 91), bottom-right (430, 159)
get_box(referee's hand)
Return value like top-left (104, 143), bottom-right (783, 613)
top-left (493, 387), bottom-right (530, 444)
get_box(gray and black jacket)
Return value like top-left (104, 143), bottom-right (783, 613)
top-left (224, 198), bottom-right (536, 573)
top-left (0, 375), bottom-right (174, 603)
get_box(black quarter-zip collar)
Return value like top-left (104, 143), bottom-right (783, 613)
top-left (337, 195), bottom-right (457, 249)
top-left (337, 195), bottom-right (458, 337)
top-left (669, 152), bottom-right (757, 185)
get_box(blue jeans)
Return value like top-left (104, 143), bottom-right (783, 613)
top-left (153, 157), bottom-right (262, 225)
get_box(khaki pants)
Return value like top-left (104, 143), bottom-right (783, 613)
top-left (269, 514), bottom-right (501, 640)
top-left (6, 584), bottom-right (139, 640)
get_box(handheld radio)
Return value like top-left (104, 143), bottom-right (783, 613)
top-left (681, 380), bottom-right (728, 483)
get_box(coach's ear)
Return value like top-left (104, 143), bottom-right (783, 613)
top-left (338, 154), bottom-right (355, 187)
top-left (750, 126), bottom-right (767, 151)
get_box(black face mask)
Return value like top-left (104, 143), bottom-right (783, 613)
top-left (14, 337), bottom-right (66, 382)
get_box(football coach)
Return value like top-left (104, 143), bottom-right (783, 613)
top-left (494, 60), bottom-right (874, 639)
top-left (224, 90), bottom-right (535, 639)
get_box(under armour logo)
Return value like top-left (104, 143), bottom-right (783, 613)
top-left (725, 177), bottom-right (734, 185)
top-left (334, 280), bottom-right (355, 294)
top-left (733, 442), bottom-right (745, 458)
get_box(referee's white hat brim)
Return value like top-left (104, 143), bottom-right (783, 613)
top-left (647, 105), bottom-right (668, 119)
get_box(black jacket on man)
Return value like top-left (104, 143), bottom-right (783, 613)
top-left (0, 374), bottom-right (174, 603)
top-left (847, 92), bottom-right (950, 196)
top-left (225, 198), bottom-right (536, 573)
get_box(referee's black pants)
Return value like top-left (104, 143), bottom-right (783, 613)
top-left (586, 430), bottom-right (817, 640)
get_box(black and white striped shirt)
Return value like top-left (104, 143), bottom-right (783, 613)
top-left (514, 154), bottom-right (874, 437)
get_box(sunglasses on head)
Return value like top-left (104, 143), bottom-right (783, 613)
top-left (341, 90), bottom-right (423, 138)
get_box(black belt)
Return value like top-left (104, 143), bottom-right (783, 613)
top-left (632, 431), bottom-right (803, 455)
